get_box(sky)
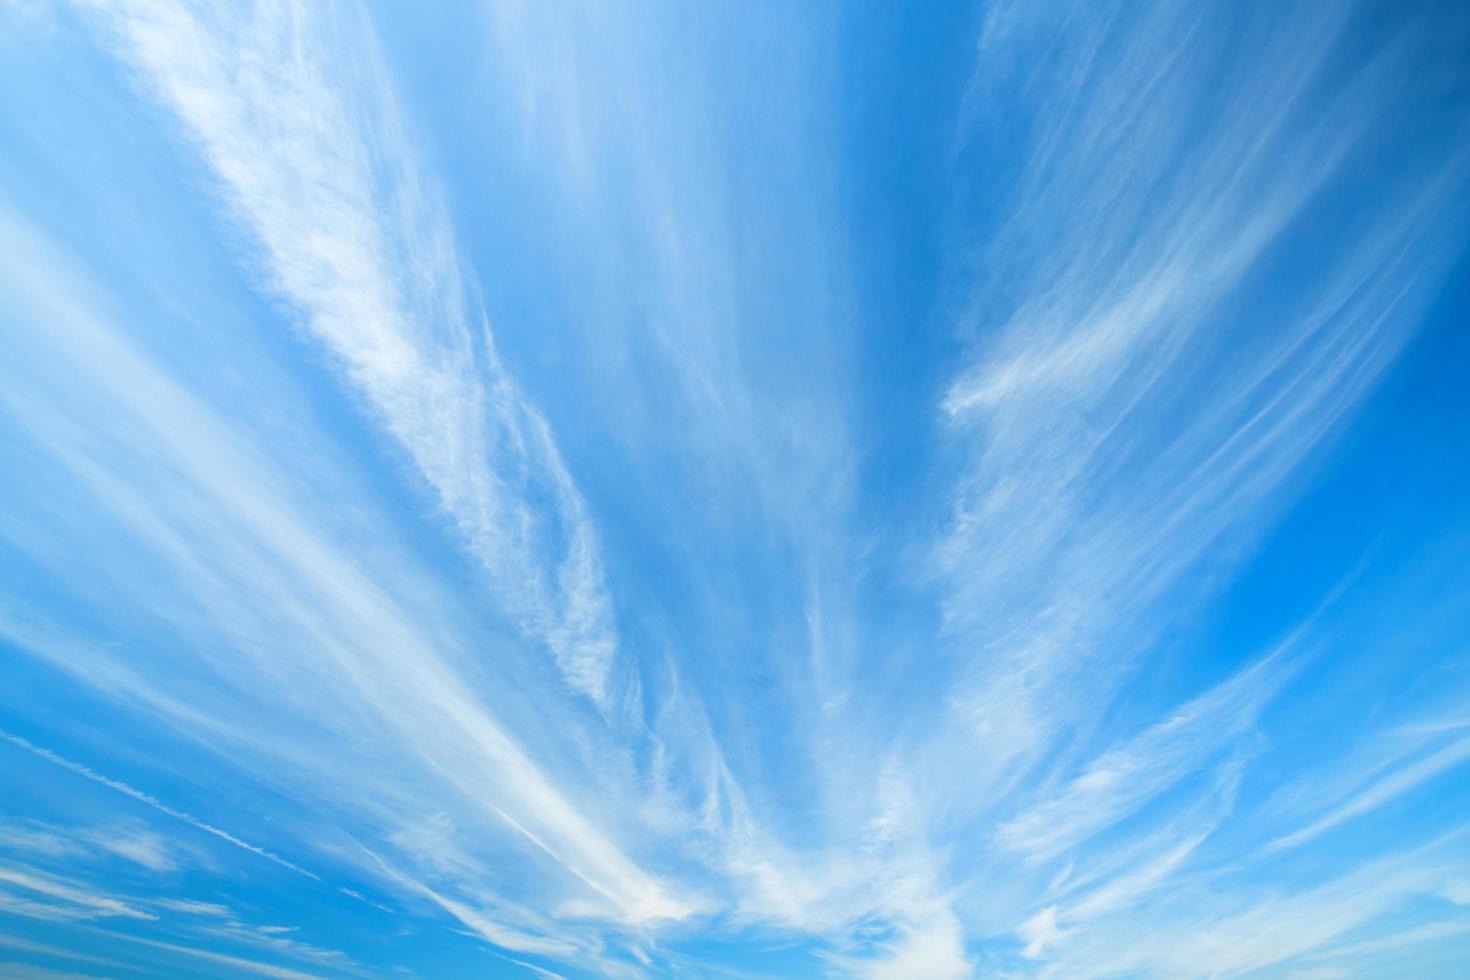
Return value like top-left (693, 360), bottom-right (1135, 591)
top-left (0, 1), bottom-right (1468, 977)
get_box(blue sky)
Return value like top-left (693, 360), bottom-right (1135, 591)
top-left (1, 1), bottom-right (1468, 977)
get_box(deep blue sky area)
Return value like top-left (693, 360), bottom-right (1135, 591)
top-left (1, 2), bottom-right (1469, 978)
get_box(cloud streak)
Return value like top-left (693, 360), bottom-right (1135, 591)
top-left (0, 730), bottom-right (316, 880)
top-left (0, 0), bottom-right (1466, 976)
top-left (937, 0), bottom-right (1468, 759)
top-left (81, 0), bottom-right (620, 706)
top-left (0, 196), bottom-right (681, 951)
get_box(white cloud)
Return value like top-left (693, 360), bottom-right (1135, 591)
top-left (0, 824), bottom-right (86, 861)
top-left (1270, 733), bottom-right (1470, 852)
top-left (0, 819), bottom-right (175, 872)
top-left (79, 826), bottom-right (175, 873)
top-left (0, 0), bottom-right (1465, 975)
top-left (1, 162), bottom-right (697, 921)
top-left (0, 730), bottom-right (316, 881)
top-left (79, 0), bottom-right (619, 706)
top-left (994, 646), bottom-right (1293, 861)
top-left (934, 0), bottom-right (1470, 780)
top-left (1017, 905), bottom-right (1063, 959)
top-left (0, 966), bottom-right (111, 980)
top-left (1031, 833), bottom-right (1470, 977)
top-left (0, 865), bottom-right (155, 922)
top-left (80, 929), bottom-right (324, 980)
top-left (154, 899), bottom-right (232, 917)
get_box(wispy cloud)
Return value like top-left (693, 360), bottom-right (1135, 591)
top-left (1057, 839), bottom-right (1470, 977)
top-left (0, 730), bottom-right (316, 880)
top-left (0, 819), bottom-right (175, 872)
top-left (994, 644), bottom-right (1296, 861)
top-left (0, 192), bottom-right (685, 966)
top-left (360, 847), bottom-right (578, 958)
top-left (1305, 919), bottom-right (1470, 964)
top-left (0, 966), bottom-right (112, 980)
top-left (79, 0), bottom-right (619, 707)
top-left (0, 856), bottom-right (361, 976)
top-left (0, 0), bottom-right (1466, 975)
top-left (1270, 732), bottom-right (1470, 852)
top-left (152, 899), bottom-right (232, 918)
top-left (0, 864), bottom-right (155, 922)
top-left (832, 764), bottom-right (971, 979)
top-left (81, 928), bottom-right (326, 980)
top-left (935, 0), bottom-right (1470, 773)
top-left (0, 824), bottom-right (85, 861)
